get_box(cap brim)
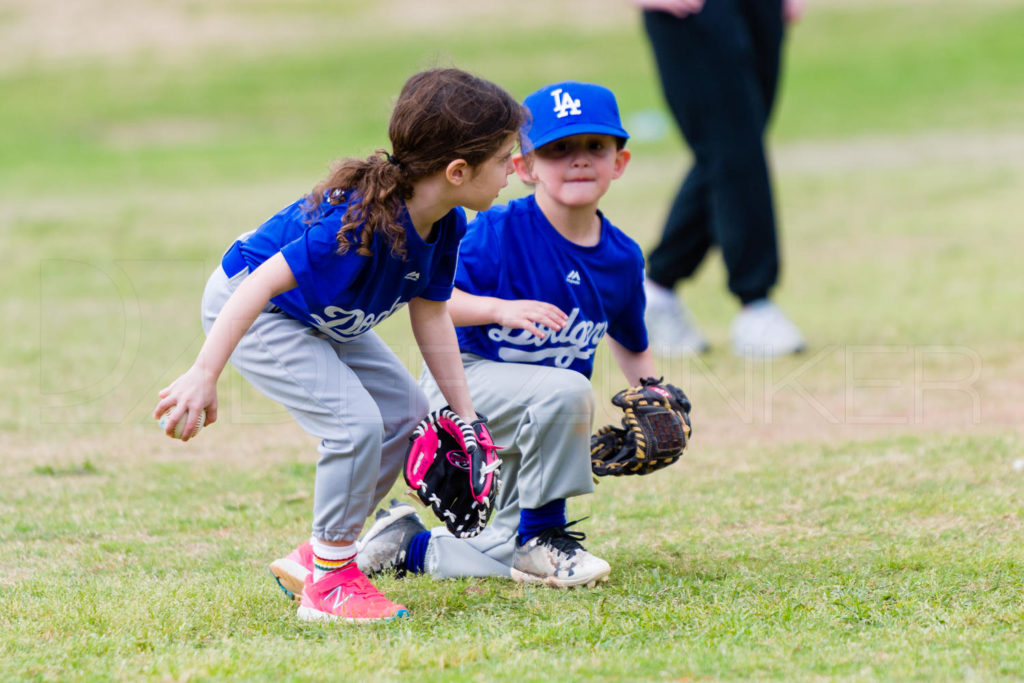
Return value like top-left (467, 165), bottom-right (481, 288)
top-left (524, 123), bottom-right (630, 152)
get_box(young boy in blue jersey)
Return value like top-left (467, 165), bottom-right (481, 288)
top-left (353, 81), bottom-right (661, 588)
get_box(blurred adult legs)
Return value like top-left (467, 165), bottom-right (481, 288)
top-left (642, 0), bottom-right (803, 357)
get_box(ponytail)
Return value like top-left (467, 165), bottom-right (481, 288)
top-left (307, 149), bottom-right (414, 258)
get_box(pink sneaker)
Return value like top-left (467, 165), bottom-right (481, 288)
top-left (269, 541), bottom-right (313, 602)
top-left (296, 563), bottom-right (409, 622)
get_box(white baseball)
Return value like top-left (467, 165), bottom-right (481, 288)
top-left (159, 408), bottom-right (206, 440)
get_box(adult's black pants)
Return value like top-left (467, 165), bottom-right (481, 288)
top-left (643, 0), bottom-right (785, 304)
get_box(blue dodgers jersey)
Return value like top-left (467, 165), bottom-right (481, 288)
top-left (455, 195), bottom-right (648, 378)
top-left (233, 194), bottom-right (466, 342)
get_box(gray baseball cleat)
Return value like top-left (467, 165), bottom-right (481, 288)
top-left (510, 521), bottom-right (610, 588)
top-left (356, 499), bottom-right (427, 576)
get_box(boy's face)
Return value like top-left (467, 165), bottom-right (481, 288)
top-left (514, 133), bottom-right (630, 210)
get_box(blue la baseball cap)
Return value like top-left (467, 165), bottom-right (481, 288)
top-left (521, 81), bottom-right (630, 152)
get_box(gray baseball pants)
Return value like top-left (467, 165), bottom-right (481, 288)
top-left (202, 265), bottom-right (428, 544)
top-left (418, 355), bottom-right (596, 578)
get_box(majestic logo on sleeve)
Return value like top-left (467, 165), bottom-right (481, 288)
top-left (487, 307), bottom-right (607, 368)
top-left (309, 297), bottom-right (405, 342)
top-left (565, 270), bottom-right (581, 285)
top-left (551, 88), bottom-right (582, 118)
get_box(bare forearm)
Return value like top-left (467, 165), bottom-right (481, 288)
top-left (409, 297), bottom-right (477, 421)
top-left (448, 288), bottom-right (567, 338)
top-left (447, 288), bottom-right (502, 327)
top-left (197, 254), bottom-right (296, 380)
top-left (631, 0), bottom-right (705, 18)
top-left (196, 282), bottom-right (266, 380)
top-left (154, 253), bottom-right (297, 436)
top-left (607, 336), bottom-right (658, 386)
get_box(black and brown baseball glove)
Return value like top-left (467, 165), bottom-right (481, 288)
top-left (404, 408), bottom-right (502, 538)
top-left (590, 377), bottom-right (692, 476)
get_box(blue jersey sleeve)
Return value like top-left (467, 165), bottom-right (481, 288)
top-left (454, 211), bottom-right (501, 295)
top-left (418, 207), bottom-right (467, 301)
top-left (606, 257), bottom-right (649, 353)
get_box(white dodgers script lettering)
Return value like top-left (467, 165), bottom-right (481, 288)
top-left (488, 307), bottom-right (607, 368)
top-left (310, 297), bottom-right (405, 341)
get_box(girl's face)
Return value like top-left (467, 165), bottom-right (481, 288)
top-left (515, 133), bottom-right (629, 210)
top-left (456, 134), bottom-right (518, 212)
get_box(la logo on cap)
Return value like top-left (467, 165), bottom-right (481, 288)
top-left (551, 88), bottom-right (582, 119)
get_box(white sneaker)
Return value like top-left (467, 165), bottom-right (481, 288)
top-left (730, 299), bottom-right (805, 358)
top-left (644, 280), bottom-right (709, 356)
top-left (510, 522), bottom-right (610, 588)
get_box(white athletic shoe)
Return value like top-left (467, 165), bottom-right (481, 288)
top-left (510, 522), bottom-right (610, 588)
top-left (730, 299), bottom-right (805, 358)
top-left (643, 280), bottom-right (709, 356)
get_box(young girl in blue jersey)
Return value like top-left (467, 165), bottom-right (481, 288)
top-left (153, 68), bottom-right (524, 622)
top-left (346, 81), bottom-right (662, 588)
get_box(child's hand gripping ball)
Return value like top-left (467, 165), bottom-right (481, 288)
top-left (159, 408), bottom-right (207, 440)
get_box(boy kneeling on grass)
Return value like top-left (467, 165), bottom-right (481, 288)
top-left (272, 80), bottom-right (659, 592)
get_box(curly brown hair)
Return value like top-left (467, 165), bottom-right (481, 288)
top-left (306, 68), bottom-right (525, 258)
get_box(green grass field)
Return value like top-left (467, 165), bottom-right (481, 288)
top-left (3, 0), bottom-right (1024, 679)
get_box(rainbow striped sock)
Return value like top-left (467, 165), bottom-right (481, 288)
top-left (311, 539), bottom-right (356, 582)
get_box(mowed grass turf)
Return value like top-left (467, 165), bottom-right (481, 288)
top-left (2, 1), bottom-right (1023, 680)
